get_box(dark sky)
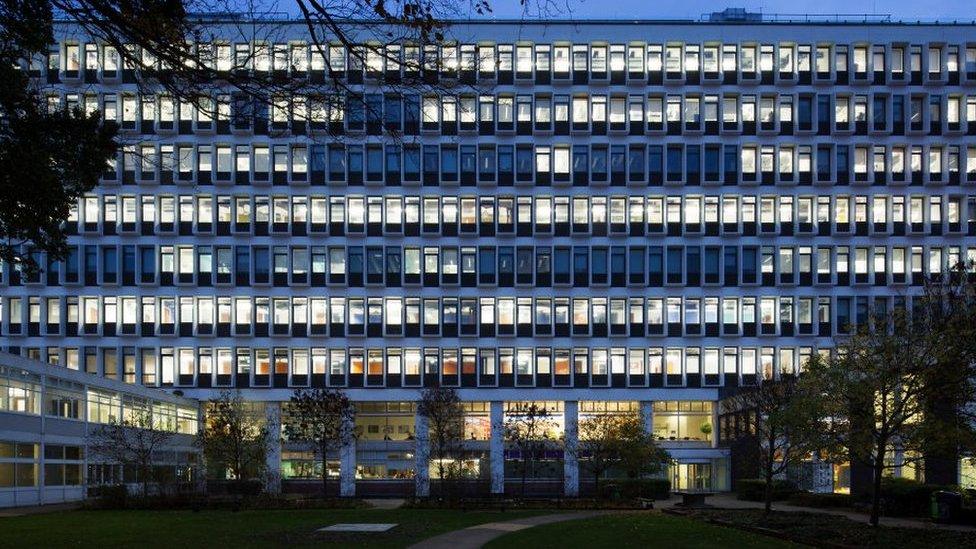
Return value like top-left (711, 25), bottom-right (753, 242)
top-left (260, 0), bottom-right (975, 22)
top-left (471, 0), bottom-right (975, 21)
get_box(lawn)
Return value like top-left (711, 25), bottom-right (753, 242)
top-left (484, 512), bottom-right (797, 549)
top-left (690, 509), bottom-right (976, 548)
top-left (0, 507), bottom-right (545, 548)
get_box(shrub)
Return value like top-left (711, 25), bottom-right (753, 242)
top-left (617, 478), bottom-right (671, 500)
top-left (788, 491), bottom-right (855, 509)
top-left (88, 489), bottom-right (365, 511)
top-left (598, 478), bottom-right (671, 500)
top-left (217, 479), bottom-right (265, 497)
top-left (879, 478), bottom-right (962, 517)
top-left (959, 506), bottom-right (976, 526)
top-left (89, 484), bottom-right (129, 509)
top-left (735, 479), bottom-right (797, 502)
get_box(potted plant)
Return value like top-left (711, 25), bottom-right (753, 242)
top-left (699, 422), bottom-right (713, 440)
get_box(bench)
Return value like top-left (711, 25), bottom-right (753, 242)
top-left (673, 491), bottom-right (714, 508)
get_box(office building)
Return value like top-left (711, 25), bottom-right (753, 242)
top-left (4, 12), bottom-right (976, 495)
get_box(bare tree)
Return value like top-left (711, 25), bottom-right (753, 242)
top-left (282, 387), bottom-right (356, 497)
top-left (88, 406), bottom-right (175, 497)
top-left (197, 390), bottom-right (267, 494)
top-left (417, 384), bottom-right (465, 498)
top-left (723, 376), bottom-right (826, 514)
top-left (504, 402), bottom-right (557, 498)
top-left (5, 0), bottom-right (570, 272)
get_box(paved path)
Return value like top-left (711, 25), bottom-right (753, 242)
top-left (658, 493), bottom-right (976, 532)
top-left (408, 510), bottom-right (621, 549)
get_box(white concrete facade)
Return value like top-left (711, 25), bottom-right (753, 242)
top-left (4, 17), bottom-right (976, 495)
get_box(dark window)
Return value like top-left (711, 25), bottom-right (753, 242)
top-left (667, 145), bottom-right (682, 180)
top-left (686, 145), bottom-right (701, 179)
top-left (140, 247), bottom-right (155, 277)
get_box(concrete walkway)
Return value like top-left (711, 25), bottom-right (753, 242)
top-left (658, 493), bottom-right (976, 532)
top-left (407, 510), bottom-right (621, 549)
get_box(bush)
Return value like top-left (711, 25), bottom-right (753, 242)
top-left (879, 478), bottom-right (962, 517)
top-left (735, 479), bottom-right (797, 502)
top-left (959, 506), bottom-right (976, 526)
top-left (596, 479), bottom-right (670, 501)
top-left (222, 479), bottom-right (264, 496)
top-left (788, 491), bottom-right (855, 509)
top-left (89, 484), bottom-right (129, 509)
top-left (616, 478), bottom-right (671, 500)
top-left (87, 489), bottom-right (365, 511)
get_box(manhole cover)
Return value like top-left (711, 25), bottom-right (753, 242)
top-left (317, 523), bottom-right (398, 533)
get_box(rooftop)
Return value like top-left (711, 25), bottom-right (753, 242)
top-left (56, 8), bottom-right (976, 27)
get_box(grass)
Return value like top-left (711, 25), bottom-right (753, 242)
top-left (0, 507), bottom-right (545, 548)
top-left (484, 512), bottom-right (798, 549)
top-left (689, 509), bottom-right (976, 548)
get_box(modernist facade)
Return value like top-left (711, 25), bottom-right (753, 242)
top-left (3, 14), bottom-right (976, 495)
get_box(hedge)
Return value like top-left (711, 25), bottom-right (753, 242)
top-left (734, 479), bottom-right (797, 502)
top-left (787, 491), bottom-right (855, 509)
top-left (599, 478), bottom-right (671, 500)
top-left (879, 478), bottom-right (964, 517)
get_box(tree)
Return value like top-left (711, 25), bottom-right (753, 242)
top-left (803, 310), bottom-right (943, 526)
top-left (504, 402), bottom-right (557, 498)
top-left (576, 411), bottom-right (671, 498)
top-left (1, 0), bottom-right (117, 274)
top-left (615, 413), bottom-right (671, 484)
top-left (914, 262), bottom-right (976, 484)
top-left (576, 412), bottom-right (623, 496)
top-left (3, 0), bottom-right (562, 273)
top-left (723, 376), bottom-right (826, 514)
top-left (87, 406), bottom-right (175, 497)
top-left (197, 391), bottom-right (267, 493)
top-left (282, 387), bottom-right (356, 497)
top-left (803, 261), bottom-right (976, 526)
top-left (416, 384), bottom-right (465, 498)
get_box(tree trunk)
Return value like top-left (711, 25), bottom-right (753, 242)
top-left (322, 463), bottom-right (329, 498)
top-left (235, 457), bottom-right (246, 501)
top-left (764, 434), bottom-right (776, 515)
top-left (870, 451), bottom-right (885, 527)
top-left (594, 471), bottom-right (601, 499)
top-left (321, 443), bottom-right (329, 497)
top-left (438, 461), bottom-right (445, 500)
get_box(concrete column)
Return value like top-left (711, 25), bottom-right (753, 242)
top-left (195, 403), bottom-right (207, 492)
top-left (711, 402), bottom-right (720, 448)
top-left (811, 452), bottom-right (834, 493)
top-left (640, 401), bottom-right (654, 437)
top-left (563, 400), bottom-right (579, 497)
top-left (893, 449), bottom-right (905, 480)
top-left (490, 400), bottom-right (505, 495)
top-left (339, 414), bottom-right (356, 497)
top-left (264, 402), bottom-right (282, 494)
top-left (414, 412), bottom-right (430, 497)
